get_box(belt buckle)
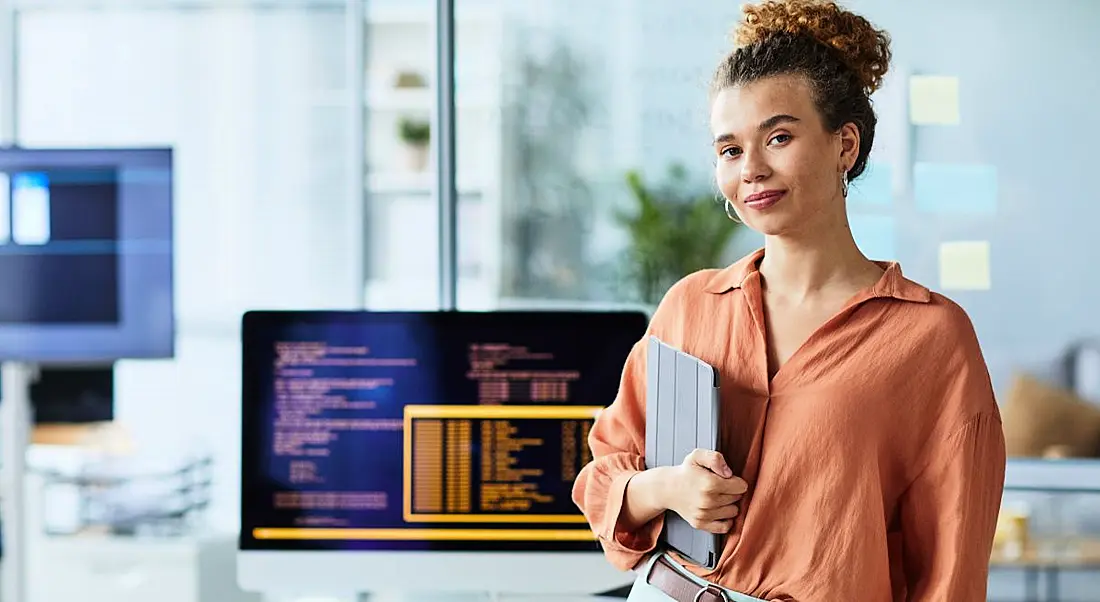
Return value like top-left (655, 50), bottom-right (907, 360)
top-left (692, 583), bottom-right (729, 602)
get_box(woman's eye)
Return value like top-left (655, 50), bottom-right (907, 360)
top-left (769, 134), bottom-right (792, 145)
top-left (721, 147), bottom-right (742, 158)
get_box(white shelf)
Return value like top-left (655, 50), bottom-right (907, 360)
top-left (368, 87), bottom-right (497, 111)
top-left (365, 4), bottom-right (499, 26)
top-left (367, 172), bottom-right (483, 196)
top-left (310, 87), bottom-right (498, 111)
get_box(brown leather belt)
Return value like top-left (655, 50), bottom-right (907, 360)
top-left (646, 555), bottom-right (730, 602)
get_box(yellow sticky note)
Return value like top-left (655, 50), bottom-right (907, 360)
top-left (909, 75), bottom-right (960, 125)
top-left (939, 241), bottom-right (991, 290)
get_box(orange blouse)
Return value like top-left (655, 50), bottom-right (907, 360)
top-left (572, 248), bottom-right (1006, 602)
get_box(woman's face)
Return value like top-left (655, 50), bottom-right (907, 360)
top-left (710, 74), bottom-right (858, 237)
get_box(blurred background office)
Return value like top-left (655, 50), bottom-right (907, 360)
top-left (1, 0), bottom-right (1099, 601)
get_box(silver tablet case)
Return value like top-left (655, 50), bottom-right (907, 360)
top-left (644, 335), bottom-right (722, 570)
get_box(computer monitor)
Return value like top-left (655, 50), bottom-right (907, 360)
top-left (30, 363), bottom-right (114, 423)
top-left (0, 147), bottom-right (174, 361)
top-left (239, 310), bottom-right (647, 596)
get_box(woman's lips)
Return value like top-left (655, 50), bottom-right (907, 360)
top-left (743, 190), bottom-right (785, 210)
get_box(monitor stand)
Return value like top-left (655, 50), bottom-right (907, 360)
top-left (1, 362), bottom-right (36, 602)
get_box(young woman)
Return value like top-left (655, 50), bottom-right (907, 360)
top-left (572, 1), bottom-right (1006, 601)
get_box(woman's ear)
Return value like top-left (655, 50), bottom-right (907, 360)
top-left (838, 122), bottom-right (860, 170)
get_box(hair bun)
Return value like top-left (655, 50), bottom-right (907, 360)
top-left (735, 0), bottom-right (891, 94)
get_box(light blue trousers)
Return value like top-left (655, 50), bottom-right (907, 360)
top-left (626, 553), bottom-right (767, 602)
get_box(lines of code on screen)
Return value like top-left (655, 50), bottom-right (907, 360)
top-left (404, 406), bottom-right (595, 521)
top-left (241, 312), bottom-right (646, 551)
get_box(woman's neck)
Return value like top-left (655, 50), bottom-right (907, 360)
top-left (758, 213), bottom-right (883, 303)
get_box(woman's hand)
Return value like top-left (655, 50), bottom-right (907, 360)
top-left (665, 449), bottom-right (748, 534)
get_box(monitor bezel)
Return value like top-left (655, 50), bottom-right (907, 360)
top-left (0, 146), bottom-right (175, 361)
top-left (238, 309), bottom-right (647, 551)
top-left (238, 309), bottom-right (647, 594)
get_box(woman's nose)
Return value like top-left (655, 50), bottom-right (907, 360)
top-left (740, 149), bottom-right (771, 183)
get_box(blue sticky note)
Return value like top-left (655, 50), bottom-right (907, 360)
top-left (849, 215), bottom-right (896, 261)
top-left (849, 161), bottom-right (893, 206)
top-left (914, 163), bottom-right (997, 214)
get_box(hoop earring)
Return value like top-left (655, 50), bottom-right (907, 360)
top-left (723, 197), bottom-right (743, 224)
top-left (841, 170), bottom-right (850, 198)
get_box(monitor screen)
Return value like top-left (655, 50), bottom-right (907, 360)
top-left (240, 310), bottom-right (648, 553)
top-left (0, 147), bottom-right (174, 361)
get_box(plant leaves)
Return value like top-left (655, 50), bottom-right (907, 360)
top-left (616, 165), bottom-right (741, 304)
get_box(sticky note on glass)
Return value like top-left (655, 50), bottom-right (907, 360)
top-left (909, 75), bottom-right (960, 125)
top-left (849, 215), bottom-right (896, 261)
top-left (848, 161), bottom-right (893, 206)
top-left (914, 163), bottom-right (997, 214)
top-left (939, 241), bottom-right (991, 290)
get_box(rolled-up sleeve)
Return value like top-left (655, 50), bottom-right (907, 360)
top-left (571, 337), bottom-right (663, 570)
top-left (900, 410), bottom-right (1006, 601)
top-left (571, 276), bottom-right (696, 571)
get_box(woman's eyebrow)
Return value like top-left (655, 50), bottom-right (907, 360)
top-left (712, 114), bottom-right (801, 145)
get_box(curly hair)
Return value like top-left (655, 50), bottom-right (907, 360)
top-left (713, 0), bottom-right (892, 181)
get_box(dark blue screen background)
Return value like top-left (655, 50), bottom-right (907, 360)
top-left (241, 310), bottom-right (647, 552)
top-left (0, 168), bottom-right (120, 323)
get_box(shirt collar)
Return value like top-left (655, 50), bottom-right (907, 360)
top-left (702, 247), bottom-right (931, 303)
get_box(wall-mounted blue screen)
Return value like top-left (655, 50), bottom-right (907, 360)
top-left (0, 147), bottom-right (174, 361)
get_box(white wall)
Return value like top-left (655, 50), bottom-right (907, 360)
top-left (17, 4), bottom-right (356, 531)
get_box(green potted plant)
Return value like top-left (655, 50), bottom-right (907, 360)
top-left (397, 116), bottom-right (431, 172)
top-left (614, 164), bottom-right (742, 305)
